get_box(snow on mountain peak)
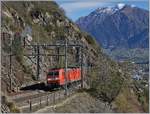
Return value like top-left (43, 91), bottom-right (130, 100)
top-left (96, 7), bottom-right (118, 15)
top-left (131, 4), bottom-right (136, 8)
top-left (117, 3), bottom-right (125, 9)
top-left (95, 3), bottom-right (136, 15)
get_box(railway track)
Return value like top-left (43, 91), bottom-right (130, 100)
top-left (9, 82), bottom-right (81, 112)
top-left (17, 90), bottom-right (65, 112)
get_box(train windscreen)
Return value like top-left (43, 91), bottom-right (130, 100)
top-left (48, 71), bottom-right (59, 77)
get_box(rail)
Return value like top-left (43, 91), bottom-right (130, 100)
top-left (16, 85), bottom-right (80, 112)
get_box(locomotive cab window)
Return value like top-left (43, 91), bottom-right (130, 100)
top-left (48, 71), bottom-right (59, 76)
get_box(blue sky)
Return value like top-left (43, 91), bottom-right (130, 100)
top-left (54, 0), bottom-right (149, 21)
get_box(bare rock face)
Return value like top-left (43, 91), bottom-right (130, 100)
top-left (1, 1), bottom-right (100, 93)
top-left (76, 4), bottom-right (149, 49)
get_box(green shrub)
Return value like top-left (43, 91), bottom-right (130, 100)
top-left (85, 35), bottom-right (96, 46)
top-left (138, 88), bottom-right (149, 112)
top-left (89, 68), bottom-right (123, 103)
top-left (6, 102), bottom-right (20, 113)
top-left (12, 34), bottom-right (24, 63)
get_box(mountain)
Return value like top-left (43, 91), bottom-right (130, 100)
top-left (1, 1), bottom-right (147, 113)
top-left (1, 1), bottom-right (125, 113)
top-left (76, 4), bottom-right (149, 50)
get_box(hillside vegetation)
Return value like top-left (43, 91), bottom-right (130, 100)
top-left (1, 1), bottom-right (146, 113)
top-left (103, 48), bottom-right (149, 63)
top-left (36, 92), bottom-right (113, 113)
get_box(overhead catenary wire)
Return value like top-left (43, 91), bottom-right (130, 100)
top-left (7, 34), bottom-right (85, 93)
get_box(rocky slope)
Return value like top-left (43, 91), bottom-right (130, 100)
top-left (1, 1), bottom-right (98, 90)
top-left (1, 1), bottom-right (145, 113)
top-left (76, 4), bottom-right (149, 49)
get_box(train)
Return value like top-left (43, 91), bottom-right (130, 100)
top-left (46, 68), bottom-right (81, 88)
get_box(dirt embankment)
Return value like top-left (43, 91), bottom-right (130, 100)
top-left (36, 92), bottom-right (113, 113)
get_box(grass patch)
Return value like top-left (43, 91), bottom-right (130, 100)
top-left (6, 102), bottom-right (20, 113)
top-left (2, 95), bottom-right (20, 113)
top-left (89, 67), bottom-right (124, 103)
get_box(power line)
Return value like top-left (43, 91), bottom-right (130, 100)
top-left (7, 37), bottom-right (85, 94)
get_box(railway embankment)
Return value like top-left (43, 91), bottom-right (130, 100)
top-left (36, 92), bottom-right (113, 113)
top-left (6, 82), bottom-right (80, 113)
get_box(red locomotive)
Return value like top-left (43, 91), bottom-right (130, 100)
top-left (46, 68), bottom-right (81, 88)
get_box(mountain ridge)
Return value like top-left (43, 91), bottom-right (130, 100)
top-left (76, 4), bottom-right (149, 49)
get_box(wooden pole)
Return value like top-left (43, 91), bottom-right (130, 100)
top-left (81, 47), bottom-right (84, 88)
top-left (40, 97), bottom-right (41, 108)
top-left (64, 39), bottom-right (68, 95)
top-left (9, 39), bottom-right (12, 91)
top-left (36, 45), bottom-right (40, 80)
top-left (46, 95), bottom-right (48, 106)
top-left (54, 93), bottom-right (55, 104)
top-left (29, 99), bottom-right (32, 112)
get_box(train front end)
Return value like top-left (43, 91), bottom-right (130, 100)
top-left (47, 69), bottom-right (60, 88)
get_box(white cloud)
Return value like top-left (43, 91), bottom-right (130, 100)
top-left (59, 1), bottom-right (109, 13)
top-left (58, 0), bottom-right (147, 13)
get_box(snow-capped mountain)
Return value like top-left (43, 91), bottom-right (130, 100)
top-left (96, 3), bottom-right (126, 14)
top-left (76, 4), bottom-right (149, 49)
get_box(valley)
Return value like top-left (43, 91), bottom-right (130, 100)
top-left (1, 1), bottom-right (149, 113)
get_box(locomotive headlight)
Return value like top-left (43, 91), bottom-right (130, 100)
top-left (47, 78), bottom-right (51, 81)
top-left (55, 77), bottom-right (59, 80)
top-left (47, 78), bottom-right (59, 80)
